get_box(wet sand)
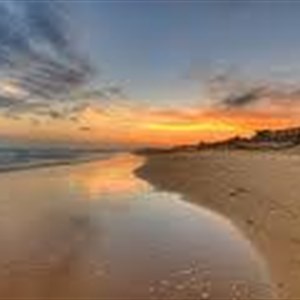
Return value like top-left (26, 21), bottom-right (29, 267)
top-left (0, 153), bottom-right (273, 299)
top-left (136, 150), bottom-right (300, 299)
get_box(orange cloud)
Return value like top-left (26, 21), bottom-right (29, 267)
top-left (1, 102), bottom-right (300, 147)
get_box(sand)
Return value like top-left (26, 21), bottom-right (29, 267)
top-left (136, 150), bottom-right (300, 299)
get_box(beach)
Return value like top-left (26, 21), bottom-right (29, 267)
top-left (136, 150), bottom-right (300, 299)
top-left (0, 153), bottom-right (274, 299)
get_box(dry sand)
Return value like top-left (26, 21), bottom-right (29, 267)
top-left (136, 150), bottom-right (300, 299)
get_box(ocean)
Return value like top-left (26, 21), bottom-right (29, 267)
top-left (0, 147), bottom-right (116, 172)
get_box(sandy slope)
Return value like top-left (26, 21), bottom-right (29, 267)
top-left (137, 150), bottom-right (300, 299)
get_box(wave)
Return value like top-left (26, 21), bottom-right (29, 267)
top-left (0, 148), bottom-right (116, 172)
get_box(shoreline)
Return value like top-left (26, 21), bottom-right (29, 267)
top-left (0, 153), bottom-right (114, 174)
top-left (136, 149), bottom-right (300, 299)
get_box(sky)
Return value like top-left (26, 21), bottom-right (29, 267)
top-left (1, 0), bottom-right (300, 148)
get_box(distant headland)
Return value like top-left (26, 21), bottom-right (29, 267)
top-left (136, 126), bottom-right (300, 154)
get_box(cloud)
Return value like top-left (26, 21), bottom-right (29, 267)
top-left (79, 126), bottom-right (91, 131)
top-left (0, 0), bottom-right (114, 119)
top-left (0, 95), bottom-right (18, 108)
top-left (222, 87), bottom-right (265, 107)
top-left (0, 0), bottom-right (128, 121)
top-left (74, 85), bottom-right (127, 102)
top-left (192, 64), bottom-right (300, 109)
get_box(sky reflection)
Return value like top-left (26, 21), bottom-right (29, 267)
top-left (0, 154), bottom-right (275, 299)
top-left (68, 154), bottom-right (148, 199)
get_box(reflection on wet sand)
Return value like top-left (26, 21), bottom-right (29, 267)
top-left (0, 154), bottom-right (274, 299)
top-left (69, 154), bottom-right (148, 199)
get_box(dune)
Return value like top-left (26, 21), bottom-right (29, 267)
top-left (136, 150), bottom-right (300, 299)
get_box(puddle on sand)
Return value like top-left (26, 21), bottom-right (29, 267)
top-left (0, 153), bottom-right (275, 299)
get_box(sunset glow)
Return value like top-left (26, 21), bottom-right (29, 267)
top-left (1, 103), bottom-right (299, 147)
top-left (1, 1), bottom-right (300, 148)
